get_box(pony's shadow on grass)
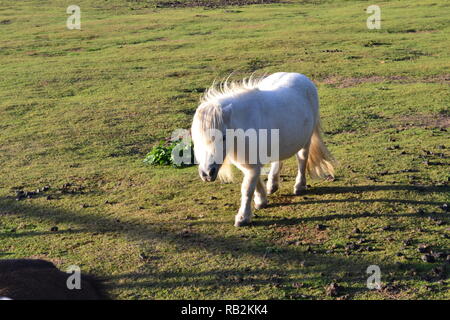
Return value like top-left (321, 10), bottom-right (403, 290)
top-left (269, 198), bottom-right (445, 208)
top-left (0, 195), bottom-right (446, 298)
top-left (254, 211), bottom-right (446, 227)
top-left (0, 229), bottom-right (87, 239)
top-left (263, 184), bottom-right (448, 226)
top-left (105, 268), bottom-right (372, 297)
top-left (297, 184), bottom-right (448, 196)
top-left (274, 184), bottom-right (448, 206)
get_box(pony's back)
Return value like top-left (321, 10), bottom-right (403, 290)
top-left (257, 72), bottom-right (315, 92)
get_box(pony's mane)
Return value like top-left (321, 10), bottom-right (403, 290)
top-left (195, 74), bottom-right (265, 132)
top-left (193, 73), bottom-right (267, 183)
top-left (200, 73), bottom-right (266, 105)
top-left (195, 102), bottom-right (224, 133)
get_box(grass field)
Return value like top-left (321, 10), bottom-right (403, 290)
top-left (0, 0), bottom-right (449, 299)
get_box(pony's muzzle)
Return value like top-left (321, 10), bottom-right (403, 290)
top-left (199, 165), bottom-right (218, 182)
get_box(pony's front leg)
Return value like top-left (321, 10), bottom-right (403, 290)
top-left (235, 166), bottom-right (261, 227)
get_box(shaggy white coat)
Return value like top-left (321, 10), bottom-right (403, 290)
top-left (192, 72), bottom-right (334, 227)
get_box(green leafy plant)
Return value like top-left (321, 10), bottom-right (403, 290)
top-left (143, 139), bottom-right (194, 168)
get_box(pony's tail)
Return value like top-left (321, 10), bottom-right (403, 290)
top-left (307, 122), bottom-right (335, 179)
top-left (218, 156), bottom-right (233, 183)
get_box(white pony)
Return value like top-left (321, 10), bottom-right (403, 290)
top-left (191, 72), bottom-right (335, 227)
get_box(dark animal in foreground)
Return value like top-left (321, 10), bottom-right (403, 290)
top-left (0, 259), bottom-right (108, 300)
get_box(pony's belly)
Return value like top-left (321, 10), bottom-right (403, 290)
top-left (277, 139), bottom-right (310, 161)
top-left (270, 112), bottom-right (315, 160)
top-left (241, 127), bottom-right (313, 164)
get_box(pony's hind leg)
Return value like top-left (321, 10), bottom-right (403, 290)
top-left (294, 145), bottom-right (310, 195)
top-left (254, 177), bottom-right (268, 210)
top-left (235, 165), bottom-right (261, 227)
top-left (267, 161), bottom-right (283, 194)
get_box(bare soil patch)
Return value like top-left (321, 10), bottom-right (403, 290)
top-left (274, 224), bottom-right (329, 246)
top-left (396, 113), bottom-right (450, 129)
top-left (153, 0), bottom-right (281, 8)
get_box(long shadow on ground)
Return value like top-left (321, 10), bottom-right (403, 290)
top-left (0, 183), bottom-right (448, 298)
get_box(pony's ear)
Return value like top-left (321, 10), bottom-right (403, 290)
top-left (222, 104), bottom-right (233, 123)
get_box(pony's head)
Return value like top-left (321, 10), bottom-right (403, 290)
top-left (191, 102), bottom-right (232, 182)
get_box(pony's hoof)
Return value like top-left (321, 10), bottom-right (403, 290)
top-left (294, 186), bottom-right (307, 195)
top-left (255, 202), bottom-right (268, 210)
top-left (234, 217), bottom-right (252, 227)
top-left (267, 185), bottom-right (279, 195)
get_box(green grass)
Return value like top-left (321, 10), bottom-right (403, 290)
top-left (0, 0), bottom-right (449, 299)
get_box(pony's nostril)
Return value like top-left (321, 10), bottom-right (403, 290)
top-left (201, 171), bottom-right (208, 177)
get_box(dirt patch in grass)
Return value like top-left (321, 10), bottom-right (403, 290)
top-left (274, 224), bottom-right (329, 246)
top-left (376, 283), bottom-right (413, 299)
top-left (318, 74), bottom-right (450, 88)
top-left (387, 28), bottom-right (438, 34)
top-left (153, 0), bottom-right (282, 8)
top-left (395, 113), bottom-right (450, 129)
